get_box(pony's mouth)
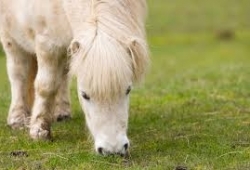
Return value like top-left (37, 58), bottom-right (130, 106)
top-left (97, 146), bottom-right (129, 157)
top-left (97, 148), bottom-right (130, 157)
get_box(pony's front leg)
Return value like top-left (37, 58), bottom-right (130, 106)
top-left (54, 66), bottom-right (71, 122)
top-left (29, 36), bottom-right (65, 140)
top-left (1, 35), bottom-right (34, 129)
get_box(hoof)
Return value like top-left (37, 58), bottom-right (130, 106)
top-left (56, 114), bottom-right (71, 122)
top-left (30, 125), bottom-right (51, 140)
top-left (54, 103), bottom-right (71, 122)
top-left (7, 113), bottom-right (28, 130)
top-left (8, 122), bottom-right (25, 130)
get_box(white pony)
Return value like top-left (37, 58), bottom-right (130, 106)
top-left (0, 0), bottom-right (149, 155)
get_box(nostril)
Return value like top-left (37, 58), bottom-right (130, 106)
top-left (97, 147), bottom-right (103, 155)
top-left (124, 143), bottom-right (129, 150)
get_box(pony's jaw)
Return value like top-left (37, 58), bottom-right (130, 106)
top-left (78, 92), bottom-right (130, 155)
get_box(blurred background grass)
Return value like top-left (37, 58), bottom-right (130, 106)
top-left (143, 0), bottom-right (250, 94)
top-left (147, 0), bottom-right (250, 34)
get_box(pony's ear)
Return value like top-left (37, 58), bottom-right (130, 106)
top-left (127, 38), bottom-right (149, 83)
top-left (68, 40), bottom-right (80, 56)
top-left (68, 40), bottom-right (84, 77)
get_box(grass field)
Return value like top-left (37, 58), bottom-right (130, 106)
top-left (1, 0), bottom-right (250, 169)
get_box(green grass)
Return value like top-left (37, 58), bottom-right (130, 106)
top-left (1, 0), bottom-right (250, 169)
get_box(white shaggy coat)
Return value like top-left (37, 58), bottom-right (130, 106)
top-left (0, 0), bottom-right (149, 155)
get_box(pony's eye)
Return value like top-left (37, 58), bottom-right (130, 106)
top-left (126, 86), bottom-right (131, 95)
top-left (81, 92), bottom-right (90, 100)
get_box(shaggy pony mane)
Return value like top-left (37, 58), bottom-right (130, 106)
top-left (69, 0), bottom-right (149, 101)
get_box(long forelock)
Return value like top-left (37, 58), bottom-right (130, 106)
top-left (69, 0), bottom-right (148, 101)
top-left (78, 34), bottom-right (133, 101)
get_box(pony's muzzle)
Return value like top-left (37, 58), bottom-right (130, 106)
top-left (95, 139), bottom-right (130, 156)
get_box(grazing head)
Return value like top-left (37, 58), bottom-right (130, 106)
top-left (68, 0), bottom-right (149, 155)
